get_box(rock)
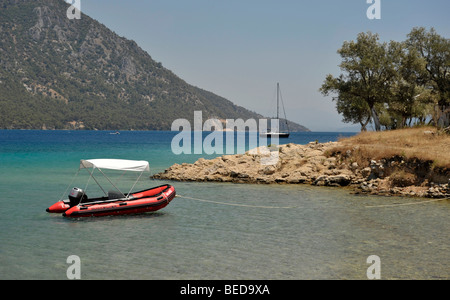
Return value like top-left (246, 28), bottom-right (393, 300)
top-left (152, 141), bottom-right (448, 199)
top-left (194, 158), bottom-right (206, 165)
top-left (275, 177), bottom-right (287, 183)
top-left (327, 175), bottom-right (352, 186)
top-left (262, 166), bottom-right (276, 175)
top-left (327, 157), bottom-right (337, 164)
top-left (237, 173), bottom-right (250, 179)
top-left (369, 160), bottom-right (385, 178)
top-left (256, 177), bottom-right (272, 184)
top-left (312, 174), bottom-right (352, 187)
top-left (286, 176), bottom-right (307, 184)
top-left (313, 175), bottom-right (328, 186)
top-left (205, 175), bottom-right (217, 181)
top-left (298, 166), bottom-right (312, 177)
top-left (361, 167), bottom-right (371, 178)
top-left (360, 184), bottom-right (370, 192)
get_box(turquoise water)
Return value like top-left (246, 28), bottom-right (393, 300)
top-left (0, 130), bottom-right (448, 279)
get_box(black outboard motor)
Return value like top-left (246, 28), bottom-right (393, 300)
top-left (68, 187), bottom-right (87, 208)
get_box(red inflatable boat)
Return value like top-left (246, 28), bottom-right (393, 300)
top-left (46, 159), bottom-right (176, 218)
top-left (47, 184), bottom-right (175, 218)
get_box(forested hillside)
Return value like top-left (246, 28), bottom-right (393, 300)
top-left (0, 0), bottom-right (309, 131)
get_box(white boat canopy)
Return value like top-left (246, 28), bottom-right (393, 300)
top-left (80, 159), bottom-right (150, 172)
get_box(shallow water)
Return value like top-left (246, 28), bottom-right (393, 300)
top-left (0, 130), bottom-right (448, 279)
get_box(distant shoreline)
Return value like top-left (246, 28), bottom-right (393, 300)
top-left (0, 128), bottom-right (349, 133)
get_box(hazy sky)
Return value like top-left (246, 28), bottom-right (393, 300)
top-left (75, 0), bottom-right (450, 131)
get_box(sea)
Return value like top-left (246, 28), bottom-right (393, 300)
top-left (0, 130), bottom-right (448, 280)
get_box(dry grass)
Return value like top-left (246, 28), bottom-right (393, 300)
top-left (332, 126), bottom-right (450, 169)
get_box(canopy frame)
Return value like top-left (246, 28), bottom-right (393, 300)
top-left (77, 159), bottom-right (150, 203)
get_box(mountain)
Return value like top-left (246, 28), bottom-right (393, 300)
top-left (0, 0), bottom-right (309, 131)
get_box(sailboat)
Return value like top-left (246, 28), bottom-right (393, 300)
top-left (260, 83), bottom-right (290, 138)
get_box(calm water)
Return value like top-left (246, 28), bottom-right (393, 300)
top-left (0, 130), bottom-right (448, 280)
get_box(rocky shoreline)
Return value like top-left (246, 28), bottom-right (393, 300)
top-left (153, 142), bottom-right (450, 199)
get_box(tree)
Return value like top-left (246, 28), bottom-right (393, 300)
top-left (386, 41), bottom-right (430, 128)
top-left (320, 32), bottom-right (397, 131)
top-left (320, 74), bottom-right (371, 131)
top-left (407, 27), bottom-right (450, 127)
top-left (321, 28), bottom-right (449, 131)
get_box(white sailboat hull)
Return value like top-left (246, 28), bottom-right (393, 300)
top-left (260, 132), bottom-right (290, 138)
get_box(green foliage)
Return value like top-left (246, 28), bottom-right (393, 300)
top-left (320, 28), bottom-right (450, 131)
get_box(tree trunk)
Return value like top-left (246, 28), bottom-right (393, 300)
top-left (360, 122), bottom-right (368, 132)
top-left (371, 106), bottom-right (381, 131)
top-left (439, 105), bottom-right (450, 128)
top-left (360, 115), bottom-right (370, 132)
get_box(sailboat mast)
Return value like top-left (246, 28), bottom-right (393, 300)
top-left (277, 82), bottom-right (280, 120)
top-left (260, 82), bottom-right (290, 138)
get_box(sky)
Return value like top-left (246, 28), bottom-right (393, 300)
top-left (74, 0), bottom-right (450, 132)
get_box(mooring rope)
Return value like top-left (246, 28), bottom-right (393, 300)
top-left (176, 194), bottom-right (449, 210)
top-left (175, 195), bottom-right (297, 209)
top-left (365, 197), bottom-right (449, 208)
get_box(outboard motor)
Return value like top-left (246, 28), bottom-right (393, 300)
top-left (68, 187), bottom-right (87, 207)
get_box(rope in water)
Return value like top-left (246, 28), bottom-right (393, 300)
top-left (365, 197), bottom-right (449, 208)
top-left (176, 194), bottom-right (449, 210)
top-left (175, 195), bottom-right (297, 209)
